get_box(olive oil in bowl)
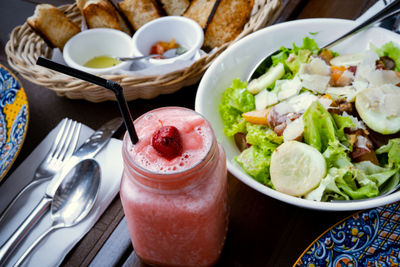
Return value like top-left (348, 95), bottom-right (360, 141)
top-left (84, 55), bottom-right (121, 69)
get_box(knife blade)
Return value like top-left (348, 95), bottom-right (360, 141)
top-left (0, 117), bottom-right (122, 265)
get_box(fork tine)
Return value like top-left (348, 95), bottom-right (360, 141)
top-left (45, 118), bottom-right (69, 161)
top-left (51, 119), bottom-right (74, 161)
top-left (56, 122), bottom-right (81, 162)
top-left (63, 123), bottom-right (81, 161)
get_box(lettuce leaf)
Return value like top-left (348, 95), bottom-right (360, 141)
top-left (376, 138), bottom-right (400, 168)
top-left (294, 36), bottom-right (320, 55)
top-left (303, 101), bottom-right (338, 152)
top-left (375, 138), bottom-right (400, 194)
top-left (245, 123), bottom-right (283, 148)
top-left (271, 37), bottom-right (321, 76)
top-left (371, 41), bottom-right (400, 72)
top-left (305, 171), bottom-right (349, 201)
top-left (219, 79), bottom-right (255, 136)
top-left (336, 170), bottom-right (379, 200)
top-left (235, 124), bottom-right (283, 187)
top-left (332, 113), bottom-right (355, 144)
top-left (286, 49), bottom-right (311, 74)
top-left (235, 146), bottom-right (274, 187)
top-left (355, 161), bottom-right (397, 187)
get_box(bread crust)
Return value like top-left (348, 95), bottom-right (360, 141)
top-left (26, 4), bottom-right (80, 50)
top-left (77, 0), bottom-right (133, 36)
top-left (158, 0), bottom-right (190, 16)
top-left (118, 0), bottom-right (164, 31)
top-left (204, 0), bottom-right (254, 49)
top-left (83, 1), bottom-right (121, 30)
top-left (183, 0), bottom-right (220, 30)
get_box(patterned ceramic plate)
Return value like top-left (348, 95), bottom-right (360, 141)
top-left (0, 64), bottom-right (29, 183)
top-left (295, 201), bottom-right (400, 266)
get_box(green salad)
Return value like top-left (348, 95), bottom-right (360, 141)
top-left (219, 37), bottom-right (400, 201)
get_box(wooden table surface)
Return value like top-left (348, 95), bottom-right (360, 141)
top-left (0, 0), bottom-right (393, 266)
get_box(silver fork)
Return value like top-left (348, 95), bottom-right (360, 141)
top-left (0, 118), bottom-right (81, 223)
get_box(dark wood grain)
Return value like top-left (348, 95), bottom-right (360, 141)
top-left (0, 0), bottom-right (386, 266)
top-left (275, 0), bottom-right (308, 23)
top-left (298, 0), bottom-right (377, 20)
top-left (88, 217), bottom-right (132, 267)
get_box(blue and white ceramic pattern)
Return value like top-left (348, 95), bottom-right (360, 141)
top-left (0, 65), bottom-right (29, 183)
top-left (295, 202), bottom-right (400, 266)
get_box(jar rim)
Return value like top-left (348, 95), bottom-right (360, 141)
top-left (122, 107), bottom-right (217, 182)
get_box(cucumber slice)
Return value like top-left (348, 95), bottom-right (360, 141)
top-left (247, 63), bottom-right (285, 94)
top-left (355, 84), bottom-right (400, 134)
top-left (270, 141), bottom-right (326, 197)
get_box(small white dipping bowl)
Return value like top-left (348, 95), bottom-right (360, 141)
top-left (63, 28), bottom-right (134, 74)
top-left (131, 16), bottom-right (204, 65)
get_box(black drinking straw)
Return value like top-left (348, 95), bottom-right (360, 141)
top-left (36, 56), bottom-right (139, 144)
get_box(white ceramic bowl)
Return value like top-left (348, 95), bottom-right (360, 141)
top-left (63, 28), bottom-right (134, 74)
top-left (195, 18), bottom-right (400, 211)
top-left (131, 16), bottom-right (204, 65)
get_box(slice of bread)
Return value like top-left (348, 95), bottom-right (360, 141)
top-left (203, 0), bottom-right (254, 49)
top-left (183, 0), bottom-right (220, 29)
top-left (26, 4), bottom-right (81, 50)
top-left (118, 0), bottom-right (164, 31)
top-left (77, 0), bottom-right (133, 36)
top-left (158, 0), bottom-right (189, 16)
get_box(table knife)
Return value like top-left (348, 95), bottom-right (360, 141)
top-left (0, 117), bottom-right (123, 265)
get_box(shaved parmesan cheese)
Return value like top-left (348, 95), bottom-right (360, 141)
top-left (287, 92), bottom-right (318, 114)
top-left (299, 57), bottom-right (331, 76)
top-left (299, 74), bottom-right (330, 94)
top-left (283, 117), bottom-right (304, 142)
top-left (353, 80), bottom-right (369, 94)
top-left (355, 50), bottom-right (380, 82)
top-left (367, 69), bottom-right (400, 87)
top-left (326, 86), bottom-right (357, 102)
top-left (336, 70), bottom-right (355, 87)
top-left (317, 97), bottom-right (333, 110)
top-left (275, 76), bottom-right (302, 101)
top-left (330, 52), bottom-right (365, 67)
top-left (255, 89), bottom-right (278, 110)
top-left (274, 101), bottom-right (294, 115)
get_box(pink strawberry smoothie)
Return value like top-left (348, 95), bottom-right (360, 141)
top-left (120, 107), bottom-right (228, 267)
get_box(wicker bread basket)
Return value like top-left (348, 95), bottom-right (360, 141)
top-left (6, 0), bottom-right (282, 102)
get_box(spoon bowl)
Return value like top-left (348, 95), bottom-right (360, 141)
top-left (51, 159), bottom-right (100, 226)
top-left (14, 159), bottom-right (101, 266)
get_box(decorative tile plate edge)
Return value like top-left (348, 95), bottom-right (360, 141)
top-left (0, 64), bottom-right (29, 183)
top-left (294, 201), bottom-right (400, 266)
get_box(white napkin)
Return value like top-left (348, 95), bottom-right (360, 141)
top-left (0, 120), bottom-right (123, 267)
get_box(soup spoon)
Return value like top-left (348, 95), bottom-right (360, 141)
top-left (13, 159), bottom-right (101, 267)
top-left (247, 0), bottom-right (400, 81)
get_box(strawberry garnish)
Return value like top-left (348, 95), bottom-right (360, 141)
top-left (151, 126), bottom-right (183, 160)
